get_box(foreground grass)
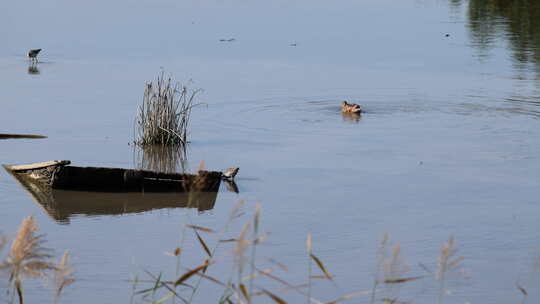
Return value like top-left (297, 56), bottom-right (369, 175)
top-left (131, 203), bottom-right (469, 304)
top-left (0, 216), bottom-right (75, 304)
top-left (2, 204), bottom-right (536, 304)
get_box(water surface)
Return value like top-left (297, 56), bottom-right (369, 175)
top-left (1, 0), bottom-right (540, 303)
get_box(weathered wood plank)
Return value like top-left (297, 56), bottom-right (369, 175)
top-left (5, 160), bottom-right (71, 172)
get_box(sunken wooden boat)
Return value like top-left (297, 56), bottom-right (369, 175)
top-left (3, 160), bottom-right (223, 192)
top-left (3, 160), bottom-right (229, 224)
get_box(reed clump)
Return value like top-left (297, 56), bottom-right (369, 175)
top-left (135, 72), bottom-right (200, 146)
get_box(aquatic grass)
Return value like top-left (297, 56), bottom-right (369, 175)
top-left (135, 72), bottom-right (200, 146)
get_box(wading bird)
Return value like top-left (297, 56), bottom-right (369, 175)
top-left (27, 49), bottom-right (41, 63)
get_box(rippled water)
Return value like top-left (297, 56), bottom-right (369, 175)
top-left (1, 0), bottom-right (540, 303)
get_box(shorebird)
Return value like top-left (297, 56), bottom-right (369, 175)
top-left (222, 167), bottom-right (239, 180)
top-left (27, 49), bottom-right (41, 63)
top-left (341, 100), bottom-right (362, 114)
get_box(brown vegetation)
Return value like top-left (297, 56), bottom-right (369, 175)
top-left (53, 251), bottom-right (76, 304)
top-left (0, 216), bottom-right (75, 304)
top-left (131, 204), bottom-right (470, 304)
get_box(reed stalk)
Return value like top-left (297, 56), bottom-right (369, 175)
top-left (306, 233), bottom-right (312, 304)
top-left (247, 203), bottom-right (261, 302)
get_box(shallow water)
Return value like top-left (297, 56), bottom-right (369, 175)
top-left (1, 0), bottom-right (540, 303)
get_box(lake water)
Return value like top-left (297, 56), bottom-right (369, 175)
top-left (1, 0), bottom-right (540, 303)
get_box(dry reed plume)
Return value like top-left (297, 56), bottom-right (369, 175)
top-left (136, 72), bottom-right (200, 146)
top-left (0, 217), bottom-right (75, 304)
top-left (53, 251), bottom-right (76, 304)
top-left (436, 235), bottom-right (463, 304)
top-left (1, 216), bottom-right (55, 304)
top-left (369, 234), bottom-right (424, 304)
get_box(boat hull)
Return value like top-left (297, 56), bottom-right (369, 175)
top-left (3, 160), bottom-right (223, 192)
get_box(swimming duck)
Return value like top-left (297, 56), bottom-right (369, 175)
top-left (341, 101), bottom-right (362, 114)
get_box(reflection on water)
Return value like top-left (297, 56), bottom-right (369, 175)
top-left (134, 144), bottom-right (187, 173)
top-left (223, 179), bottom-right (239, 193)
top-left (458, 0), bottom-right (540, 71)
top-left (36, 190), bottom-right (218, 224)
top-left (341, 112), bottom-right (362, 124)
top-left (7, 166), bottom-right (219, 224)
top-left (27, 63), bottom-right (40, 75)
top-left (2, 0), bottom-right (540, 302)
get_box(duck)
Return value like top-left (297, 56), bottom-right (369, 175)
top-left (341, 100), bottom-right (362, 114)
top-left (28, 49), bottom-right (41, 63)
